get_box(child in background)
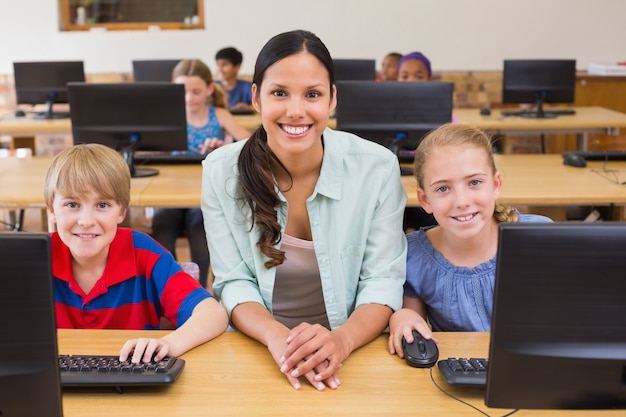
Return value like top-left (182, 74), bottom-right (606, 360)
top-left (44, 143), bottom-right (228, 364)
top-left (376, 52), bottom-right (402, 81)
top-left (174, 58), bottom-right (250, 152)
top-left (397, 50), bottom-right (451, 232)
top-left (388, 124), bottom-right (551, 358)
top-left (215, 47), bottom-right (254, 112)
top-left (397, 51), bottom-right (432, 82)
top-left (151, 59), bottom-right (250, 287)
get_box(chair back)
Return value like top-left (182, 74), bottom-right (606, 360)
top-left (160, 262), bottom-right (200, 329)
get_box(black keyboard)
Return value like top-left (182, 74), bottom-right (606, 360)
top-left (134, 152), bottom-right (206, 165)
top-left (29, 111), bottom-right (71, 119)
top-left (563, 150), bottom-right (626, 161)
top-left (501, 109), bottom-right (576, 117)
top-left (400, 166), bottom-right (415, 176)
top-left (59, 354), bottom-right (185, 387)
top-left (229, 108), bottom-right (256, 115)
top-left (397, 149), bottom-right (416, 164)
top-left (437, 357), bottom-right (488, 387)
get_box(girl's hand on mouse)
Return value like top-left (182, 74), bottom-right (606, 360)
top-left (388, 308), bottom-right (436, 358)
top-left (119, 338), bottom-right (173, 364)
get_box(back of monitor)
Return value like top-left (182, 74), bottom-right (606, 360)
top-left (0, 233), bottom-right (62, 417)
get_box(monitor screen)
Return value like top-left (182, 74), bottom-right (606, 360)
top-left (486, 222), bottom-right (626, 409)
top-left (67, 82), bottom-right (188, 177)
top-left (333, 59), bottom-right (376, 81)
top-left (501, 59), bottom-right (576, 118)
top-left (0, 233), bottom-right (62, 417)
top-left (132, 59), bottom-right (181, 82)
top-left (335, 80), bottom-right (453, 156)
top-left (13, 61), bottom-right (85, 119)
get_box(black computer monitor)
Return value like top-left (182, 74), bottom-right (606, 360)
top-left (132, 59), bottom-right (181, 82)
top-left (67, 82), bottom-right (188, 178)
top-left (13, 61), bottom-right (85, 119)
top-left (335, 81), bottom-right (453, 156)
top-left (333, 59), bottom-right (376, 81)
top-left (0, 233), bottom-right (63, 417)
top-left (501, 59), bottom-right (577, 118)
top-left (486, 222), bottom-right (626, 409)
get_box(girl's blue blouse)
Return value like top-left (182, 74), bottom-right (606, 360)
top-left (404, 212), bottom-right (552, 332)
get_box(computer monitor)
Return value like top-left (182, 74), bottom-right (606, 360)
top-left (335, 81), bottom-right (453, 156)
top-left (0, 232), bottom-right (63, 417)
top-left (333, 59), bottom-right (376, 81)
top-left (501, 59), bottom-right (577, 118)
top-left (486, 222), bottom-right (626, 409)
top-left (13, 61), bottom-right (85, 119)
top-left (67, 82), bottom-right (188, 177)
top-left (132, 59), bottom-right (181, 82)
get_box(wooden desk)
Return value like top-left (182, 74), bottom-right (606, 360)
top-left (0, 114), bottom-right (261, 154)
top-left (58, 329), bottom-right (621, 417)
top-left (240, 107), bottom-right (626, 139)
top-left (454, 106), bottom-right (626, 135)
top-left (403, 154), bottom-right (626, 210)
top-left (137, 154), bottom-right (626, 210)
top-left (3, 154), bottom-right (626, 211)
top-left (0, 114), bottom-right (263, 140)
top-left (0, 115), bottom-right (72, 138)
top-left (4, 106), bottom-right (625, 145)
top-left (0, 156), bottom-right (151, 209)
top-left (135, 163), bottom-right (202, 207)
top-left (453, 106), bottom-right (626, 149)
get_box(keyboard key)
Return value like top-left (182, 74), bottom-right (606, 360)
top-left (437, 357), bottom-right (488, 387)
top-left (59, 354), bottom-right (185, 387)
top-left (134, 151), bottom-right (206, 165)
top-left (501, 109), bottom-right (576, 117)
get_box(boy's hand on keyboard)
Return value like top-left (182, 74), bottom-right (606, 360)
top-left (119, 337), bottom-right (173, 364)
top-left (388, 308), bottom-right (436, 358)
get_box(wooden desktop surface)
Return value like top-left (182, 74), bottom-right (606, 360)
top-left (0, 114), bottom-right (263, 137)
top-left (0, 114), bottom-right (72, 137)
top-left (0, 156), bottom-right (151, 208)
top-left (453, 106), bottom-right (626, 134)
top-left (58, 329), bottom-right (621, 417)
top-left (404, 153), bottom-right (626, 206)
top-left (2, 154), bottom-right (626, 210)
top-left (3, 106), bottom-right (626, 139)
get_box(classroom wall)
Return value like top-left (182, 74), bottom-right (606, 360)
top-left (0, 0), bottom-right (624, 75)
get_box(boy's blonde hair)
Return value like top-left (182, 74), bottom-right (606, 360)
top-left (43, 143), bottom-right (131, 210)
top-left (413, 123), bottom-right (518, 223)
top-left (172, 59), bottom-right (228, 109)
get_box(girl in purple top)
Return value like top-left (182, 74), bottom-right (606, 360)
top-left (397, 52), bottom-right (431, 82)
top-left (388, 123), bottom-right (552, 359)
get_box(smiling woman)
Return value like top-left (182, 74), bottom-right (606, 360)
top-left (58, 0), bottom-right (204, 31)
top-left (201, 29), bottom-right (407, 392)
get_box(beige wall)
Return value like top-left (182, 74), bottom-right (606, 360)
top-left (0, 0), bottom-right (624, 74)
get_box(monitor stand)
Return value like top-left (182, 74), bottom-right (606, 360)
top-left (387, 135), bottom-right (418, 164)
top-left (120, 142), bottom-right (159, 178)
top-left (32, 100), bottom-right (71, 119)
top-left (517, 99), bottom-right (557, 119)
